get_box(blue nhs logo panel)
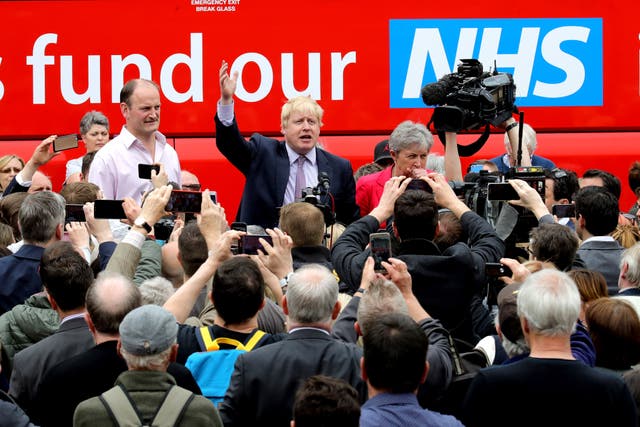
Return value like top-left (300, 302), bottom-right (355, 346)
top-left (389, 18), bottom-right (603, 108)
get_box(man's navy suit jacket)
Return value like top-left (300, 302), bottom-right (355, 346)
top-left (215, 116), bottom-right (360, 229)
top-left (0, 244), bottom-right (44, 315)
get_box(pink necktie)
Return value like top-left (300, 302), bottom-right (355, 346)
top-left (294, 155), bottom-right (306, 199)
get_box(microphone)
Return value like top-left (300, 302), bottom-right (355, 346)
top-left (318, 172), bottom-right (331, 191)
top-left (421, 74), bottom-right (455, 106)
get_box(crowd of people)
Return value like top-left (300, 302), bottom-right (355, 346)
top-left (0, 61), bottom-right (640, 426)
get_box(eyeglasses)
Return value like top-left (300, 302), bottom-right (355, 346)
top-left (0, 167), bottom-right (21, 174)
top-left (182, 184), bottom-right (201, 191)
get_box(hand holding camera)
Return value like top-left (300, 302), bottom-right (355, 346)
top-left (140, 185), bottom-right (172, 226)
top-left (197, 189), bottom-right (226, 249)
top-left (256, 228), bottom-right (294, 280)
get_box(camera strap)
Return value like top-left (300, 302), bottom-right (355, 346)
top-left (428, 121), bottom-right (492, 157)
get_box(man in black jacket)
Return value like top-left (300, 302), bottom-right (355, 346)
top-left (331, 174), bottom-right (504, 343)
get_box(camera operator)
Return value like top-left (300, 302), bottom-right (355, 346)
top-left (332, 174), bottom-right (504, 343)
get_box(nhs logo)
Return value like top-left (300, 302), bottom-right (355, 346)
top-left (390, 18), bottom-right (603, 108)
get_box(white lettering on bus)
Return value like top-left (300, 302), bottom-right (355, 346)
top-left (402, 26), bottom-right (589, 99)
top-left (25, 32), bottom-right (354, 104)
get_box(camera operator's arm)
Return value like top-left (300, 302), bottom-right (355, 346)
top-left (257, 228), bottom-right (294, 284)
top-left (502, 118), bottom-right (531, 167)
top-left (384, 258), bottom-right (431, 322)
top-left (444, 132), bottom-right (463, 182)
top-left (507, 179), bottom-right (551, 221)
top-left (84, 202), bottom-right (116, 272)
top-left (164, 230), bottom-right (237, 323)
top-left (105, 186), bottom-right (172, 279)
top-left (4, 136), bottom-right (59, 196)
top-left (197, 189), bottom-right (227, 250)
top-left (331, 256), bottom-right (376, 343)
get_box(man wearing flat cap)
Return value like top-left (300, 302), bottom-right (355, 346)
top-left (73, 305), bottom-right (222, 426)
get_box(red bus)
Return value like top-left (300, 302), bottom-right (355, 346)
top-left (1, 1), bottom-right (638, 217)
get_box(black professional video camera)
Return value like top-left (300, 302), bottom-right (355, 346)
top-left (296, 172), bottom-right (336, 226)
top-left (457, 171), bottom-right (503, 226)
top-left (422, 59), bottom-right (517, 133)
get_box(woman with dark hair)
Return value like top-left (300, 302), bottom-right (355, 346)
top-left (65, 110), bottom-right (110, 181)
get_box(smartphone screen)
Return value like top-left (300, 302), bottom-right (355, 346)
top-left (485, 262), bottom-right (512, 278)
top-left (138, 164), bottom-right (160, 179)
top-left (487, 182), bottom-right (520, 201)
top-left (94, 199), bottom-right (127, 219)
top-left (65, 204), bottom-right (86, 223)
top-left (370, 232), bottom-right (392, 273)
top-left (53, 134), bottom-right (79, 152)
top-left (240, 235), bottom-right (273, 255)
top-left (552, 204), bottom-right (576, 218)
top-left (165, 190), bottom-right (203, 213)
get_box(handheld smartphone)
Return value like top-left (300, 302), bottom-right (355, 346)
top-left (94, 199), bottom-right (127, 219)
top-left (552, 204), bottom-right (576, 218)
top-left (487, 182), bottom-right (520, 201)
top-left (65, 204), bottom-right (86, 223)
top-left (406, 179), bottom-right (432, 193)
top-left (485, 262), bottom-right (512, 278)
top-left (370, 232), bottom-right (392, 273)
top-left (53, 134), bottom-right (79, 152)
top-left (231, 222), bottom-right (247, 255)
top-left (240, 234), bottom-right (273, 255)
top-left (138, 164), bottom-right (161, 179)
top-left (165, 190), bottom-right (203, 213)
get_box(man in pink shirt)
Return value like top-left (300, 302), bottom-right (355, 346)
top-left (89, 79), bottom-right (181, 203)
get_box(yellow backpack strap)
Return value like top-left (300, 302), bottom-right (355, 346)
top-left (198, 326), bottom-right (220, 351)
top-left (211, 337), bottom-right (246, 350)
top-left (244, 330), bottom-right (266, 351)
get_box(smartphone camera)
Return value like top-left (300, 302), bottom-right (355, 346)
top-left (370, 232), bottom-right (392, 273)
top-left (552, 204), bottom-right (576, 218)
top-left (166, 190), bottom-right (203, 213)
top-left (240, 234), bottom-right (273, 255)
top-left (138, 164), bottom-right (160, 179)
top-left (65, 204), bottom-right (86, 223)
top-left (53, 134), bottom-right (79, 152)
top-left (485, 262), bottom-right (512, 278)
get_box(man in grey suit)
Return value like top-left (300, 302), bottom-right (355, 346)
top-left (575, 185), bottom-right (624, 295)
top-left (219, 264), bottom-right (365, 426)
top-left (9, 241), bottom-right (95, 417)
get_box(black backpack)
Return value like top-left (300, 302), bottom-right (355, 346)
top-left (424, 327), bottom-right (489, 418)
